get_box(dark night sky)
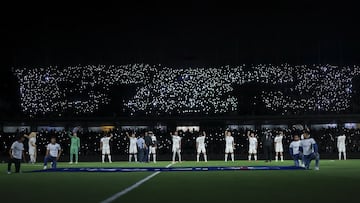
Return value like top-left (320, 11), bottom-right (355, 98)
top-left (1, 1), bottom-right (360, 68)
top-left (0, 1), bottom-right (359, 117)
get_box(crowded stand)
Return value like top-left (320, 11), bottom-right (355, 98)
top-left (14, 64), bottom-right (360, 117)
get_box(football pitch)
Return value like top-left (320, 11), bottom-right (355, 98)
top-left (1, 160), bottom-right (359, 203)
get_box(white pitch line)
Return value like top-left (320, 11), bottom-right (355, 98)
top-left (100, 163), bottom-right (175, 203)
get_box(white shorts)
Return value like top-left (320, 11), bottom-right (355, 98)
top-left (249, 147), bottom-right (257, 154)
top-left (129, 145), bottom-right (137, 154)
top-left (102, 148), bottom-right (110, 154)
top-left (29, 148), bottom-right (36, 155)
top-left (225, 146), bottom-right (234, 154)
top-left (275, 144), bottom-right (283, 153)
top-left (338, 146), bottom-right (346, 153)
top-left (172, 147), bottom-right (181, 153)
top-left (149, 146), bottom-right (156, 154)
top-left (197, 146), bottom-right (206, 154)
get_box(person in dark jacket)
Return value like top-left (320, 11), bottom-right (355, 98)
top-left (144, 131), bottom-right (153, 162)
top-left (262, 129), bottom-right (273, 162)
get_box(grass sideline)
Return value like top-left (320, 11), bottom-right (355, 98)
top-left (0, 160), bottom-right (359, 203)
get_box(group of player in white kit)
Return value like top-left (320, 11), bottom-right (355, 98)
top-left (14, 129), bottom-right (347, 167)
top-left (170, 128), bottom-right (348, 169)
top-left (125, 131), bottom-right (158, 163)
top-left (223, 130), bottom-right (284, 162)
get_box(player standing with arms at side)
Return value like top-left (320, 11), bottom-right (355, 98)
top-left (196, 131), bottom-right (207, 162)
top-left (247, 131), bottom-right (258, 161)
top-left (171, 131), bottom-right (182, 164)
top-left (8, 135), bottom-right (25, 174)
top-left (24, 132), bottom-right (37, 164)
top-left (148, 131), bottom-right (157, 163)
top-left (68, 129), bottom-right (80, 164)
top-left (274, 130), bottom-right (284, 162)
top-left (43, 137), bottom-right (62, 169)
top-left (144, 132), bottom-right (153, 162)
top-left (100, 133), bottom-right (113, 163)
top-left (225, 130), bottom-right (235, 162)
top-left (126, 132), bottom-right (138, 162)
top-left (337, 131), bottom-right (346, 160)
top-left (299, 131), bottom-right (320, 170)
top-left (289, 134), bottom-right (301, 167)
top-left (262, 129), bottom-right (273, 162)
top-left (137, 134), bottom-right (146, 162)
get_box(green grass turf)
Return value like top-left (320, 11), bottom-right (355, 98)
top-left (0, 160), bottom-right (359, 203)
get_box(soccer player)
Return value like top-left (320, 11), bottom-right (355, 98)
top-left (289, 134), bottom-right (301, 167)
top-left (24, 132), bottom-right (37, 164)
top-left (8, 135), bottom-right (25, 174)
top-left (337, 132), bottom-right (346, 160)
top-left (68, 130), bottom-right (80, 164)
top-left (126, 132), bottom-right (138, 162)
top-left (171, 131), bottom-right (182, 164)
top-left (299, 131), bottom-right (320, 170)
top-left (43, 137), bottom-right (62, 169)
top-left (225, 130), bottom-right (235, 162)
top-left (148, 131), bottom-right (157, 163)
top-left (247, 131), bottom-right (258, 161)
top-left (196, 131), bottom-right (207, 162)
top-left (299, 130), bottom-right (308, 167)
top-left (274, 131), bottom-right (284, 162)
top-left (100, 133), bottom-right (113, 163)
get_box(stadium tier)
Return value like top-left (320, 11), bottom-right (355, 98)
top-left (13, 64), bottom-right (360, 117)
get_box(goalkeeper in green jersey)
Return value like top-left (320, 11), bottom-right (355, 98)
top-left (68, 128), bottom-right (80, 164)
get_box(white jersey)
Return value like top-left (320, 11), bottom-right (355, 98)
top-left (225, 136), bottom-right (234, 147)
top-left (289, 140), bottom-right (301, 155)
top-left (274, 135), bottom-right (284, 152)
top-left (129, 137), bottom-right (137, 147)
top-left (337, 135), bottom-right (346, 152)
top-left (128, 137), bottom-right (137, 154)
top-left (337, 135), bottom-right (346, 147)
top-left (149, 135), bottom-right (157, 154)
top-left (196, 136), bottom-right (206, 148)
top-left (249, 137), bottom-right (257, 147)
top-left (47, 143), bottom-right (61, 157)
top-left (11, 141), bottom-right (24, 159)
top-left (300, 138), bottom-right (316, 156)
top-left (274, 135), bottom-right (283, 146)
top-left (151, 135), bottom-right (157, 144)
top-left (248, 137), bottom-right (257, 154)
top-left (225, 136), bottom-right (234, 153)
top-left (196, 136), bottom-right (206, 153)
top-left (101, 137), bottom-right (111, 149)
top-left (172, 135), bottom-right (181, 149)
top-left (28, 137), bottom-right (36, 154)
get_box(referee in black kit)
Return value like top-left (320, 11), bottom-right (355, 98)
top-left (262, 129), bottom-right (273, 162)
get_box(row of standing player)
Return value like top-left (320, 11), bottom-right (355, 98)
top-left (7, 129), bottom-right (347, 173)
top-left (170, 129), bottom-right (347, 170)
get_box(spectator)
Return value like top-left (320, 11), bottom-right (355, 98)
top-left (137, 134), bottom-right (146, 162)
